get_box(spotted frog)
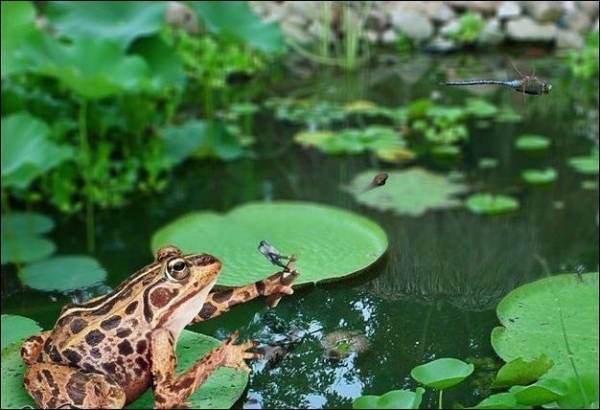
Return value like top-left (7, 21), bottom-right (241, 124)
top-left (21, 246), bottom-right (298, 409)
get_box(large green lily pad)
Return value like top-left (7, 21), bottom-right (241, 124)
top-left (1, 329), bottom-right (247, 409)
top-left (19, 256), bottom-right (107, 292)
top-left (343, 168), bottom-right (468, 217)
top-left (152, 202), bottom-right (387, 287)
top-left (410, 358), bottom-right (474, 390)
top-left (353, 388), bottom-right (425, 409)
top-left (0, 314), bottom-right (42, 350)
top-left (491, 273), bottom-right (599, 395)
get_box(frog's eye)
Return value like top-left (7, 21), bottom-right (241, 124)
top-left (166, 258), bottom-right (189, 281)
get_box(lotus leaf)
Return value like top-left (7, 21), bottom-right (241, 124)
top-left (1, 314), bottom-right (42, 350)
top-left (508, 378), bottom-right (568, 406)
top-left (492, 355), bottom-right (554, 388)
top-left (491, 273), bottom-right (599, 403)
top-left (515, 135), bottom-right (550, 151)
top-left (465, 193), bottom-right (519, 215)
top-left (521, 168), bottom-right (557, 185)
top-left (344, 168), bottom-right (468, 217)
top-left (353, 388), bottom-right (425, 409)
top-left (568, 152), bottom-right (599, 175)
top-left (1, 1), bottom-right (37, 76)
top-left (152, 201), bottom-right (387, 287)
top-left (410, 358), bottom-right (474, 390)
top-left (1, 212), bottom-right (56, 265)
top-left (19, 256), bottom-right (107, 292)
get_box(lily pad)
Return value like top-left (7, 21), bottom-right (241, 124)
top-left (1, 112), bottom-right (73, 190)
top-left (1, 1), bottom-right (37, 77)
top-left (492, 355), bottom-right (554, 388)
top-left (1, 329), bottom-right (248, 410)
top-left (1, 314), bottom-right (42, 350)
top-left (491, 273), bottom-right (599, 389)
top-left (521, 168), bottom-right (557, 185)
top-left (465, 193), bottom-right (519, 215)
top-left (465, 98), bottom-right (498, 118)
top-left (19, 256), bottom-right (107, 292)
top-left (568, 153), bottom-right (599, 175)
top-left (1, 212), bottom-right (56, 265)
top-left (515, 135), bottom-right (550, 151)
top-left (411, 358), bottom-right (474, 390)
top-left (152, 201), bottom-right (387, 287)
top-left (479, 157), bottom-right (499, 169)
top-left (508, 378), bottom-right (568, 406)
top-left (45, 1), bottom-right (167, 50)
top-left (353, 388), bottom-right (425, 409)
top-left (472, 392), bottom-right (525, 409)
top-left (344, 168), bottom-right (468, 217)
top-left (1, 212), bottom-right (54, 237)
top-left (495, 108), bottom-right (523, 123)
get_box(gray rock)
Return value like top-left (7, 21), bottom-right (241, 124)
top-left (577, 1), bottom-right (599, 16)
top-left (365, 9), bottom-right (389, 31)
top-left (366, 30), bottom-right (380, 44)
top-left (522, 1), bottom-right (564, 23)
top-left (425, 2), bottom-right (456, 23)
top-left (497, 1), bottom-right (521, 20)
top-left (381, 29), bottom-right (398, 44)
top-left (506, 17), bottom-right (557, 42)
top-left (426, 35), bottom-right (459, 52)
top-left (390, 10), bottom-right (434, 41)
top-left (556, 29), bottom-right (584, 48)
top-left (281, 20), bottom-right (312, 45)
top-left (560, 10), bottom-right (592, 34)
top-left (166, 2), bottom-right (200, 34)
top-left (447, 1), bottom-right (499, 15)
top-left (479, 18), bottom-right (505, 45)
top-left (439, 20), bottom-right (461, 37)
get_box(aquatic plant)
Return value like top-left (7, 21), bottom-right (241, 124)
top-left (19, 256), bottom-right (107, 292)
top-left (567, 30), bottom-right (599, 79)
top-left (1, 212), bottom-right (56, 265)
top-left (568, 149), bottom-right (599, 175)
top-left (465, 193), bottom-right (520, 215)
top-left (448, 12), bottom-right (484, 44)
top-left (515, 134), bottom-right (551, 151)
top-left (353, 388), bottom-right (425, 409)
top-left (521, 168), bottom-right (558, 185)
top-left (411, 358), bottom-right (474, 409)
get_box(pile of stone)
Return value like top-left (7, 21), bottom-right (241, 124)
top-left (250, 1), bottom-right (599, 51)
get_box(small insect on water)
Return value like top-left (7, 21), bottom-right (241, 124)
top-left (363, 172), bottom-right (389, 193)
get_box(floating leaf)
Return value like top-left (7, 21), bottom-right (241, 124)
top-left (515, 135), bottom-right (550, 151)
top-left (492, 356), bottom-right (554, 388)
top-left (353, 388), bottom-right (425, 409)
top-left (410, 358), bottom-right (474, 390)
top-left (472, 392), bottom-right (521, 409)
top-left (568, 153), bottom-right (599, 175)
top-left (189, 1), bottom-right (285, 53)
top-left (1, 315), bottom-right (42, 350)
top-left (495, 108), bottom-right (523, 123)
top-left (521, 168), bottom-right (557, 185)
top-left (509, 378), bottom-right (568, 406)
top-left (465, 193), bottom-right (519, 215)
top-left (1, 212), bottom-right (54, 237)
top-left (1, 112), bottom-right (73, 189)
top-left (1, 329), bottom-right (248, 409)
top-left (465, 98), bottom-right (498, 118)
top-left (1, 1), bottom-right (37, 76)
top-left (45, 1), bottom-right (167, 50)
top-left (344, 168), bottom-right (468, 217)
top-left (19, 256), bottom-right (107, 292)
top-left (491, 273), bottom-right (599, 387)
top-left (556, 372), bottom-right (600, 409)
top-left (22, 35), bottom-right (149, 99)
top-left (1, 212), bottom-right (56, 265)
top-left (152, 201), bottom-right (387, 287)
top-left (479, 157), bottom-right (499, 169)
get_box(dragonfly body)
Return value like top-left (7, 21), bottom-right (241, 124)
top-left (443, 78), bottom-right (552, 95)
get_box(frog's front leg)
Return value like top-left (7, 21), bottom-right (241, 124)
top-left (24, 362), bottom-right (126, 409)
top-left (150, 329), bottom-right (259, 409)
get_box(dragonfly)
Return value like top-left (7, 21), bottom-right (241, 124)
top-left (442, 63), bottom-right (552, 96)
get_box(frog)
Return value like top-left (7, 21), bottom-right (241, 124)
top-left (20, 245), bottom-right (298, 409)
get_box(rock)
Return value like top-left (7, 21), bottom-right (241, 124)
top-left (381, 29), bottom-right (398, 44)
top-left (166, 1), bottom-right (200, 34)
top-left (522, 1), bottom-right (564, 23)
top-left (577, 1), bottom-right (599, 16)
top-left (426, 35), bottom-right (459, 52)
top-left (439, 20), bottom-right (461, 37)
top-left (365, 29), bottom-right (379, 44)
top-left (560, 10), bottom-right (592, 34)
top-left (556, 29), bottom-right (584, 48)
top-left (285, 1), bottom-right (322, 21)
top-left (478, 18), bottom-right (505, 45)
top-left (365, 8), bottom-right (389, 31)
top-left (447, 1), bottom-right (499, 15)
top-left (390, 10), bottom-right (434, 41)
top-left (497, 1), bottom-right (521, 20)
top-left (506, 17), bottom-right (557, 42)
top-left (425, 2), bottom-right (456, 23)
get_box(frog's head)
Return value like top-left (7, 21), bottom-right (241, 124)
top-left (151, 245), bottom-right (222, 335)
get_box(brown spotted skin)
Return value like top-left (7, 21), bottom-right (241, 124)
top-left (21, 245), bottom-right (298, 409)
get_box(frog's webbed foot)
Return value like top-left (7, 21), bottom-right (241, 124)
top-left (219, 331), bottom-right (262, 373)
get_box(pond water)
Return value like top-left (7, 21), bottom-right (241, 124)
top-left (2, 51), bottom-right (598, 409)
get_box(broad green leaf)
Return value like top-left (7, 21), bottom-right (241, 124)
top-left (521, 168), bottom-right (557, 185)
top-left (465, 98), bottom-right (498, 117)
top-left (472, 392), bottom-right (522, 409)
top-left (465, 193), bottom-right (519, 215)
top-left (152, 201), bottom-right (388, 287)
top-left (1, 112), bottom-right (73, 189)
top-left (491, 273), bottom-right (599, 392)
top-left (410, 358), bottom-right (474, 390)
top-left (0, 315), bottom-right (42, 350)
top-left (1, 329), bottom-right (248, 409)
top-left (556, 372), bottom-right (600, 409)
top-left (568, 154), bottom-right (599, 175)
top-left (19, 256), bottom-right (107, 292)
top-left (509, 378), bottom-right (568, 406)
top-left (1, 236), bottom-right (55, 265)
top-left (514, 135), bottom-right (550, 151)
top-left (189, 1), bottom-right (286, 53)
top-left (22, 34), bottom-right (149, 99)
top-left (344, 168), bottom-right (468, 217)
top-left (45, 1), bottom-right (167, 50)
top-left (1, 212), bottom-right (54, 237)
top-left (492, 356), bottom-right (554, 388)
top-left (1, 1), bottom-right (37, 76)
top-left (130, 35), bottom-right (186, 90)
top-left (495, 108), bottom-right (523, 123)
top-left (353, 388), bottom-right (425, 409)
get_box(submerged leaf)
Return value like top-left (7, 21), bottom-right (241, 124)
top-left (344, 168), bottom-right (468, 217)
top-left (152, 201), bottom-right (387, 286)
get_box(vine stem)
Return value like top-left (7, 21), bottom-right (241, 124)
top-left (534, 254), bottom-right (589, 408)
top-left (79, 100), bottom-right (95, 252)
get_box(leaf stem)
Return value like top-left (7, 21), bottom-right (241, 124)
top-left (438, 389), bottom-right (443, 409)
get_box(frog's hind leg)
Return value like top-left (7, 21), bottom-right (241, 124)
top-left (21, 331), bottom-right (52, 365)
top-left (24, 363), bottom-right (126, 409)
